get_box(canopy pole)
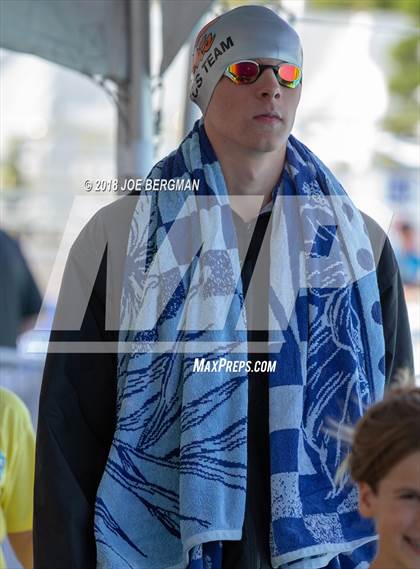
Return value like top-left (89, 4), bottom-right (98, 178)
top-left (117, 0), bottom-right (154, 184)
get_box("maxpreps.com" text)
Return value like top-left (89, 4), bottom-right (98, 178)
top-left (193, 357), bottom-right (276, 373)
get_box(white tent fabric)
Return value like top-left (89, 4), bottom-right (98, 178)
top-left (160, 0), bottom-right (214, 73)
top-left (0, 0), bottom-right (128, 81)
top-left (0, 0), bottom-right (214, 80)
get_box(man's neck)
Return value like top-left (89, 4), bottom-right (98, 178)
top-left (204, 126), bottom-right (286, 221)
top-left (369, 553), bottom-right (404, 569)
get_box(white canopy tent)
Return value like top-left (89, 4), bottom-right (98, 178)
top-left (1, 0), bottom-right (215, 177)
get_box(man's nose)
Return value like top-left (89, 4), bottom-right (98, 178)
top-left (256, 68), bottom-right (282, 99)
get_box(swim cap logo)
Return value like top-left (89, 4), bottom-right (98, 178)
top-left (192, 32), bottom-right (216, 73)
top-left (190, 16), bottom-right (234, 101)
top-left (190, 34), bottom-right (234, 99)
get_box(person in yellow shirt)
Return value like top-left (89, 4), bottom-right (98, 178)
top-left (0, 388), bottom-right (35, 569)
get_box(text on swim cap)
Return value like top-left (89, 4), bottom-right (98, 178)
top-left (191, 36), bottom-right (234, 99)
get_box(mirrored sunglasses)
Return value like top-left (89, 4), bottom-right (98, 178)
top-left (224, 60), bottom-right (302, 89)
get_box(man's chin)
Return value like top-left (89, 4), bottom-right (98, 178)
top-left (250, 126), bottom-right (289, 148)
top-left (250, 136), bottom-right (287, 154)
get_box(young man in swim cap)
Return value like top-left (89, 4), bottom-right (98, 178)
top-left (35, 5), bottom-right (414, 569)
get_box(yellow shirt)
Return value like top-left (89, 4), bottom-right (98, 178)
top-left (0, 388), bottom-right (35, 569)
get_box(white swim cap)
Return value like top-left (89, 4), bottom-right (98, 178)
top-left (189, 5), bottom-right (303, 115)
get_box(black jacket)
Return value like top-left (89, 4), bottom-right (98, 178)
top-left (34, 198), bottom-right (414, 569)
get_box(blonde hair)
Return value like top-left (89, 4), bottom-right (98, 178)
top-left (336, 370), bottom-right (420, 493)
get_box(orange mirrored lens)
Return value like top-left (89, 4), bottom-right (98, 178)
top-left (278, 64), bottom-right (301, 84)
top-left (227, 61), bottom-right (259, 82)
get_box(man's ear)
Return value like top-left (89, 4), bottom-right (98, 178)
top-left (358, 481), bottom-right (377, 518)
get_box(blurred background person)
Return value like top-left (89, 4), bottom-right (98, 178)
top-left (0, 387), bottom-right (35, 569)
top-left (394, 220), bottom-right (420, 289)
top-left (0, 228), bottom-right (42, 349)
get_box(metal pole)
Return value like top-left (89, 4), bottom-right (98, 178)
top-left (117, 0), bottom-right (154, 184)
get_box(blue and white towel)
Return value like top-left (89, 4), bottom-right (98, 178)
top-left (94, 118), bottom-right (385, 569)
